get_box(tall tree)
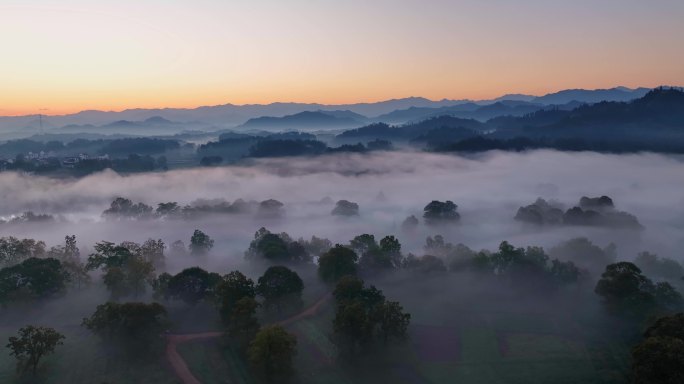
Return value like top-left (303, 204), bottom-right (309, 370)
top-left (226, 297), bottom-right (261, 351)
top-left (423, 200), bottom-right (460, 225)
top-left (189, 230), bottom-right (214, 256)
top-left (256, 266), bottom-right (303, 314)
top-left (0, 258), bottom-right (70, 305)
top-left (331, 276), bottom-right (410, 355)
top-left (215, 270), bottom-right (256, 324)
top-left (164, 267), bottom-right (221, 305)
top-left (82, 302), bottom-right (167, 354)
top-left (318, 245), bottom-right (358, 283)
top-left (6, 326), bottom-right (65, 374)
top-left (632, 313), bottom-right (684, 384)
top-left (248, 325), bottom-right (297, 383)
top-left (86, 241), bottom-right (155, 299)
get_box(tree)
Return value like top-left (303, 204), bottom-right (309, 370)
top-left (248, 325), bottom-right (297, 383)
top-left (401, 215), bottom-right (419, 232)
top-left (595, 262), bottom-right (657, 318)
top-left (332, 276), bottom-right (410, 355)
top-left (169, 240), bottom-right (187, 257)
top-left (318, 245), bottom-right (358, 283)
top-left (245, 228), bottom-right (311, 264)
top-left (402, 254), bottom-right (447, 274)
top-left (48, 235), bottom-right (90, 289)
top-left (423, 200), bottom-right (460, 225)
top-left (632, 313), bottom-right (684, 384)
top-left (189, 229), bottom-right (214, 256)
top-left (102, 197), bottom-right (153, 220)
top-left (140, 239), bottom-right (166, 269)
top-left (375, 301), bottom-right (411, 345)
top-left (226, 297), bottom-right (261, 351)
top-left (256, 266), bottom-right (303, 314)
top-left (331, 200), bottom-right (359, 216)
top-left (156, 202), bottom-right (181, 218)
top-left (333, 300), bottom-right (373, 353)
top-left (635, 252), bottom-right (684, 282)
top-left (164, 267), bottom-right (221, 305)
top-left (82, 302), bottom-right (167, 353)
top-left (351, 234), bottom-right (390, 271)
top-left (0, 258), bottom-right (70, 305)
top-left (86, 241), bottom-right (156, 299)
top-left (6, 326), bottom-right (64, 374)
top-left (0, 236), bottom-right (46, 268)
top-left (379, 235), bottom-right (403, 268)
top-left (215, 270), bottom-right (256, 324)
top-left (549, 237), bottom-right (616, 273)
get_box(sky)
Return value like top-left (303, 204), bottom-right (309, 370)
top-left (1, 0), bottom-right (683, 115)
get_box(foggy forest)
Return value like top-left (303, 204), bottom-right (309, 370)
top-left (2, 1), bottom-right (684, 384)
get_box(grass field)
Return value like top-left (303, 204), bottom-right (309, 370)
top-left (0, 326), bottom-right (180, 384)
top-left (178, 300), bottom-right (631, 384)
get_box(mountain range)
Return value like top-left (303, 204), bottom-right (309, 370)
top-left (0, 86), bottom-right (661, 137)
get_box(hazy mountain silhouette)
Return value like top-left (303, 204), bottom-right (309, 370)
top-left (0, 86), bottom-right (667, 137)
top-left (239, 111), bottom-right (366, 130)
top-left (531, 86), bottom-right (650, 105)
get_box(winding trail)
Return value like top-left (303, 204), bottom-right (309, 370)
top-left (166, 293), bottom-right (332, 384)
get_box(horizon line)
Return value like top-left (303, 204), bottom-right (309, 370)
top-left (2, 84), bottom-right (676, 119)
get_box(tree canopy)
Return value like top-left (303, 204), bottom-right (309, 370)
top-left (6, 326), bottom-right (65, 374)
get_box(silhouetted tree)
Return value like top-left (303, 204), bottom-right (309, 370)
top-left (82, 302), bottom-right (167, 354)
top-left (331, 200), bottom-right (359, 216)
top-left (162, 267), bottom-right (221, 305)
top-left (227, 297), bottom-right (261, 352)
top-left (423, 200), bottom-right (460, 225)
top-left (632, 313), bottom-right (684, 384)
top-left (256, 266), bottom-right (304, 314)
top-left (318, 245), bottom-right (358, 283)
top-left (6, 326), bottom-right (64, 374)
top-left (216, 270), bottom-right (257, 324)
top-left (247, 325), bottom-right (297, 383)
top-left (189, 229), bottom-right (214, 256)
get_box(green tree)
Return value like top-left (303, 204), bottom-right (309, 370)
top-left (226, 297), bottom-right (261, 351)
top-left (86, 241), bottom-right (155, 299)
top-left (215, 270), bottom-right (256, 324)
top-left (190, 230), bottom-right (214, 256)
top-left (423, 200), bottom-right (460, 225)
top-left (379, 235), bottom-right (403, 267)
top-left (375, 301), bottom-right (411, 345)
top-left (256, 266), bottom-right (303, 314)
top-left (140, 239), bottom-right (166, 269)
top-left (318, 245), bottom-right (358, 283)
top-left (0, 236), bottom-right (46, 268)
top-left (245, 228), bottom-right (311, 263)
top-left (82, 302), bottom-right (167, 354)
top-left (0, 258), bottom-right (70, 305)
top-left (632, 313), bottom-right (684, 384)
top-left (163, 267), bottom-right (221, 305)
top-left (6, 326), bottom-right (64, 374)
top-left (248, 325), bottom-right (297, 383)
top-left (48, 235), bottom-right (90, 290)
top-left (333, 300), bottom-right (373, 353)
top-left (595, 262), bottom-right (657, 317)
top-left (402, 254), bottom-right (447, 274)
top-left (331, 276), bottom-right (410, 355)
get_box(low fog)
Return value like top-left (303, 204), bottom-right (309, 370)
top-left (3, 149), bottom-right (684, 383)
top-left (2, 149), bottom-right (683, 270)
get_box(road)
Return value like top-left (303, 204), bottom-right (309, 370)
top-left (166, 293), bottom-right (332, 384)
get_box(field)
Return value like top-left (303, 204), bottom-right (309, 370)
top-left (178, 298), bottom-right (632, 384)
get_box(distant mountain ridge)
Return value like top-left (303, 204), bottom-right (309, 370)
top-left (239, 110), bottom-right (367, 130)
top-left (0, 86), bottom-right (666, 136)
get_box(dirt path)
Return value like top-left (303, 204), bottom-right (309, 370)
top-left (166, 293), bottom-right (332, 384)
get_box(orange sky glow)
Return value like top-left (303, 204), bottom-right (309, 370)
top-left (1, 0), bottom-right (683, 116)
